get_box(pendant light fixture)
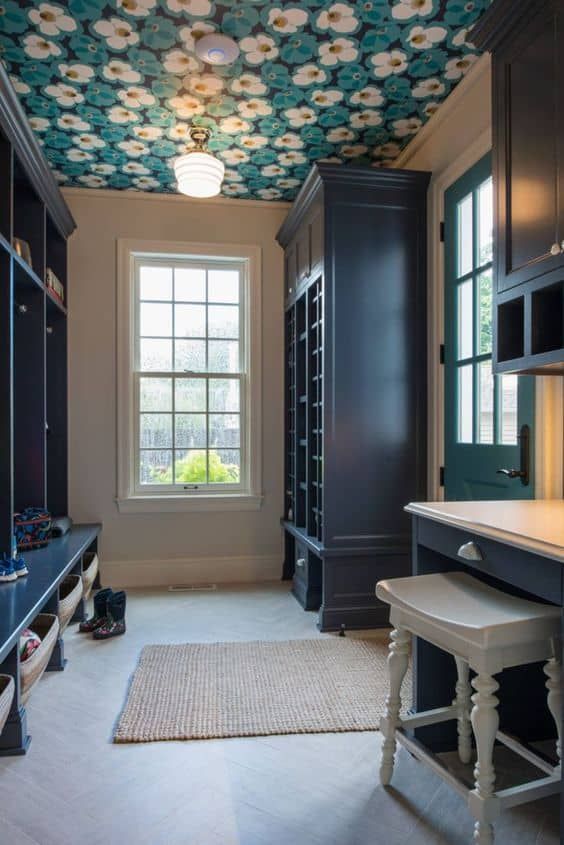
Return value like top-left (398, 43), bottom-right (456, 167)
top-left (174, 127), bottom-right (225, 199)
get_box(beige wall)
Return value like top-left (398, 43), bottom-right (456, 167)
top-left (64, 189), bottom-right (289, 586)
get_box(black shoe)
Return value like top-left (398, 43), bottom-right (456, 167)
top-left (93, 591), bottom-right (126, 640)
top-left (79, 587), bottom-right (113, 633)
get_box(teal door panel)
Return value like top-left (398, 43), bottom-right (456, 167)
top-left (444, 154), bottom-right (535, 501)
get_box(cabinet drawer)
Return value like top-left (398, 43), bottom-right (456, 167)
top-left (416, 518), bottom-right (561, 604)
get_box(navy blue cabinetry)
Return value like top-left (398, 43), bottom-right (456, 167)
top-left (278, 164), bottom-right (430, 631)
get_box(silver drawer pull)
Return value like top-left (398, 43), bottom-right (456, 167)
top-left (457, 541), bottom-right (484, 561)
top-left (296, 557), bottom-right (306, 568)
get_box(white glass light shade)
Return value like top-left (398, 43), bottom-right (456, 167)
top-left (174, 150), bottom-right (225, 198)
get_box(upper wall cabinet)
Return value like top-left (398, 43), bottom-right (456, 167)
top-left (474, 0), bottom-right (564, 375)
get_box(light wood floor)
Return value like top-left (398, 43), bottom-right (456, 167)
top-left (0, 583), bottom-right (558, 845)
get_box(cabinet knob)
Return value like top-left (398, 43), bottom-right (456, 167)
top-left (550, 243), bottom-right (561, 256)
top-left (296, 557), bottom-right (306, 568)
top-left (457, 541), bottom-right (484, 561)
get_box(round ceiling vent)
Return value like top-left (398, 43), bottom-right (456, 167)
top-left (195, 34), bottom-right (240, 66)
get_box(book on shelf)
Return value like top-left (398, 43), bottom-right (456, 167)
top-left (46, 267), bottom-right (64, 304)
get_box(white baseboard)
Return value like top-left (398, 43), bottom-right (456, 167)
top-left (100, 554), bottom-right (283, 589)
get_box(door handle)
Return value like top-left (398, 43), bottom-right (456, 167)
top-left (496, 424), bottom-right (530, 486)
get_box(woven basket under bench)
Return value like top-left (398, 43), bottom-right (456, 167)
top-left (58, 574), bottom-right (83, 632)
top-left (20, 614), bottom-right (59, 705)
top-left (82, 553), bottom-right (99, 600)
top-left (0, 675), bottom-right (15, 735)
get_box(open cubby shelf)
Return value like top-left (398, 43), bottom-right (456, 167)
top-left (496, 282), bottom-right (564, 373)
top-left (0, 65), bottom-right (100, 757)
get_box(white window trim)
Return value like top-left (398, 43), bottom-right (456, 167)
top-left (116, 238), bottom-right (262, 513)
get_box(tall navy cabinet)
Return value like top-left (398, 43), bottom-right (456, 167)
top-left (278, 164), bottom-right (430, 631)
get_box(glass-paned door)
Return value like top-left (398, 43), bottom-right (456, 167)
top-left (444, 154), bottom-right (535, 500)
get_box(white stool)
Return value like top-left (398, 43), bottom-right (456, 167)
top-left (376, 572), bottom-right (561, 845)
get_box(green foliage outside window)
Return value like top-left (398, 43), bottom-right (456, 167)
top-left (149, 450), bottom-right (239, 484)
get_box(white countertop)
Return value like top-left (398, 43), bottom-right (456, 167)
top-left (405, 500), bottom-right (564, 562)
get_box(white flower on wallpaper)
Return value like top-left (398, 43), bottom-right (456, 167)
top-left (237, 98), bottom-right (272, 118)
top-left (117, 0), bottom-right (157, 16)
top-left (350, 110), bottom-right (383, 128)
top-left (444, 54), bottom-right (479, 79)
top-left (168, 94), bottom-right (205, 118)
top-left (3, 0), bottom-right (490, 199)
top-left (163, 50), bottom-right (200, 75)
top-left (318, 38), bottom-right (359, 66)
top-left (220, 148), bottom-right (250, 165)
top-left (292, 65), bottom-right (327, 86)
top-left (316, 4), bottom-right (359, 34)
top-left (117, 86), bottom-right (156, 108)
top-left (45, 83), bottom-right (84, 107)
top-left (267, 7), bottom-right (309, 34)
top-left (93, 18), bottom-right (139, 50)
top-left (285, 107), bottom-right (317, 128)
top-left (223, 168), bottom-right (244, 181)
top-left (392, 0), bottom-right (435, 20)
top-left (326, 127), bottom-right (355, 142)
top-left (28, 4), bottom-right (77, 36)
top-left (274, 132), bottom-right (305, 150)
top-left (230, 74), bottom-right (267, 96)
top-left (350, 86), bottom-right (384, 107)
top-left (278, 151), bottom-right (307, 166)
top-left (29, 116), bottom-right (50, 131)
top-left (220, 116), bottom-right (251, 134)
top-left (371, 49), bottom-right (408, 78)
top-left (310, 89), bottom-right (344, 107)
top-left (239, 34), bottom-right (279, 65)
top-left (57, 114), bottom-right (90, 132)
top-left (133, 125), bottom-right (164, 141)
top-left (187, 74), bottom-right (224, 97)
top-left (393, 117), bottom-right (422, 137)
top-left (407, 24), bottom-right (447, 49)
top-left (413, 78), bottom-right (446, 98)
top-left (59, 63), bottom-right (94, 84)
top-left (118, 139), bottom-right (149, 157)
top-left (23, 34), bottom-right (61, 59)
top-left (103, 60), bottom-right (142, 84)
top-left (166, 0), bottom-right (213, 17)
top-left (178, 23), bottom-right (215, 51)
top-left (107, 105), bottom-right (140, 124)
top-left (341, 143), bottom-right (368, 157)
top-left (76, 133), bottom-right (106, 150)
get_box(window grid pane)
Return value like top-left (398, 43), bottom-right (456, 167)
top-left (136, 260), bottom-right (244, 488)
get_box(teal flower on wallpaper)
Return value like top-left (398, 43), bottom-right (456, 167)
top-left (0, 0), bottom-right (490, 198)
top-left (142, 16), bottom-right (178, 50)
top-left (222, 5), bottom-right (260, 39)
top-left (0, 1), bottom-right (29, 34)
top-left (69, 34), bottom-right (108, 65)
top-left (260, 61), bottom-right (290, 90)
top-left (337, 63), bottom-right (368, 89)
top-left (280, 34), bottom-right (317, 65)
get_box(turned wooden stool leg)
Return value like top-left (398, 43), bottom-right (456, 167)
top-left (544, 648), bottom-right (562, 771)
top-left (454, 656), bottom-right (473, 764)
top-left (379, 627), bottom-right (410, 786)
top-left (470, 673), bottom-right (499, 845)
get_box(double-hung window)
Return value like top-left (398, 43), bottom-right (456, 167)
top-left (117, 241), bottom-right (262, 512)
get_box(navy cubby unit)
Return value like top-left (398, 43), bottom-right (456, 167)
top-left (0, 63), bottom-right (101, 756)
top-left (278, 164), bottom-right (430, 631)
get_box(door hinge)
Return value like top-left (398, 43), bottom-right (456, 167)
top-left (439, 343), bottom-right (445, 364)
top-left (439, 466), bottom-right (445, 487)
top-left (439, 221), bottom-right (445, 243)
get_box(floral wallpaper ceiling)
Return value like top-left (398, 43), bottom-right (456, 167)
top-left (0, 0), bottom-right (490, 200)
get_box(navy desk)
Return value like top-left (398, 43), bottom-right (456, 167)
top-left (0, 523), bottom-right (101, 755)
top-left (405, 501), bottom-right (563, 842)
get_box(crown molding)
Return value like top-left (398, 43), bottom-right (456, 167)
top-left (393, 52), bottom-right (491, 170)
top-left (61, 186), bottom-right (292, 211)
top-left (0, 63), bottom-right (75, 238)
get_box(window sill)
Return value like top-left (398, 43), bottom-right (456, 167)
top-left (115, 494), bottom-right (263, 514)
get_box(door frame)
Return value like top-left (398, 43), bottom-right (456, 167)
top-left (426, 131), bottom-right (563, 501)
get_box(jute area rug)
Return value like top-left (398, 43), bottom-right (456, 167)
top-left (114, 637), bottom-right (412, 744)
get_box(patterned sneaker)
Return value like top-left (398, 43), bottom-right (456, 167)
top-left (13, 555), bottom-right (28, 577)
top-left (0, 559), bottom-right (17, 582)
